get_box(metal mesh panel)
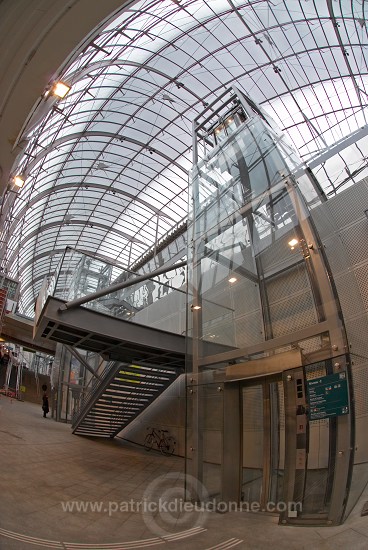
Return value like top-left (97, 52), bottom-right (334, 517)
top-left (350, 363), bottom-right (368, 417)
top-left (354, 264), bottom-right (368, 312)
top-left (340, 220), bottom-right (368, 266)
top-left (310, 205), bottom-right (336, 240)
top-left (326, 181), bottom-right (368, 230)
top-left (242, 385), bottom-right (263, 431)
top-left (334, 271), bottom-right (366, 320)
top-left (232, 279), bottom-right (260, 316)
top-left (138, 291), bottom-right (186, 333)
top-left (345, 315), bottom-right (368, 360)
top-left (204, 285), bottom-right (233, 310)
top-left (203, 319), bottom-right (235, 347)
top-left (267, 264), bottom-right (309, 303)
top-left (322, 234), bottom-right (350, 276)
top-left (305, 361), bottom-right (326, 379)
top-left (299, 336), bottom-right (324, 355)
top-left (235, 311), bottom-right (264, 348)
top-left (270, 292), bottom-right (317, 338)
top-left (258, 233), bottom-right (295, 272)
top-left (266, 266), bottom-right (317, 338)
top-left (278, 381), bottom-right (285, 429)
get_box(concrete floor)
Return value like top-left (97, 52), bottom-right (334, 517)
top-left (1, 395), bottom-right (368, 550)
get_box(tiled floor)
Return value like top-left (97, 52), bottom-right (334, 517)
top-left (1, 394), bottom-right (368, 549)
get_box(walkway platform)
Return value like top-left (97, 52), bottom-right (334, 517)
top-left (34, 296), bottom-right (186, 368)
top-left (1, 395), bottom-right (368, 549)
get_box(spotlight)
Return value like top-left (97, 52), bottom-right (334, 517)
top-left (13, 175), bottom-right (25, 188)
top-left (51, 81), bottom-right (71, 99)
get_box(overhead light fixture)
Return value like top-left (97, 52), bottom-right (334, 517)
top-left (51, 81), bottom-right (71, 99)
top-left (228, 277), bottom-right (237, 284)
top-left (13, 175), bottom-right (25, 188)
top-left (288, 238), bottom-right (299, 250)
top-left (191, 304), bottom-right (201, 311)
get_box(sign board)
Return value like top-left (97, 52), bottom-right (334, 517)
top-left (20, 386), bottom-right (26, 393)
top-left (307, 372), bottom-right (349, 420)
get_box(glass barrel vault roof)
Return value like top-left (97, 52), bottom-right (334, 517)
top-left (1, 0), bottom-right (368, 315)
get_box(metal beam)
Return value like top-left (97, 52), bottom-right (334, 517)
top-left (60, 259), bottom-right (187, 311)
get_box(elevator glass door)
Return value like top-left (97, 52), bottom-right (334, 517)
top-left (241, 375), bottom-right (285, 511)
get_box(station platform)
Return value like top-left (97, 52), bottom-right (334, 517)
top-left (1, 395), bottom-right (368, 550)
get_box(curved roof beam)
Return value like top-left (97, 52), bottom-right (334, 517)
top-left (67, 59), bottom-right (194, 98)
top-left (7, 219), bottom-right (146, 266)
top-left (227, 0), bottom-right (328, 148)
top-left (327, 0), bottom-right (367, 122)
top-left (6, 182), bottom-right (174, 237)
top-left (23, 131), bottom-right (188, 177)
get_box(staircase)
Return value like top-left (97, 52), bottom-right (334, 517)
top-left (72, 361), bottom-right (181, 437)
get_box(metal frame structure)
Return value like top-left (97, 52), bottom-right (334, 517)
top-left (0, 0), bottom-right (366, 316)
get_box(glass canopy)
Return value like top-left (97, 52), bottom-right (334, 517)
top-left (1, 0), bottom-right (367, 315)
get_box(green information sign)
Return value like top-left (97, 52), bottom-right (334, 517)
top-left (307, 372), bottom-right (349, 420)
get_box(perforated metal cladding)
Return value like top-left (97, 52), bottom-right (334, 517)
top-left (203, 284), bottom-right (233, 311)
top-left (235, 311), bottom-right (264, 347)
top-left (305, 362), bottom-right (326, 379)
top-left (354, 264), bottom-right (368, 312)
top-left (299, 336), bottom-right (324, 355)
top-left (203, 384), bottom-right (223, 430)
top-left (203, 319), bottom-right (236, 347)
top-left (322, 234), bottom-right (350, 276)
top-left (334, 272), bottom-right (366, 319)
top-left (134, 290), bottom-right (186, 334)
top-left (232, 279), bottom-right (260, 316)
top-left (310, 206), bottom-right (336, 240)
top-left (258, 232), bottom-right (296, 273)
top-left (277, 381), bottom-right (285, 429)
top-left (266, 264), bottom-right (309, 303)
top-left (340, 220), bottom-right (368, 266)
top-left (351, 363), bottom-right (368, 417)
top-left (242, 385), bottom-right (263, 431)
top-left (326, 179), bottom-right (368, 229)
top-left (269, 292), bottom-right (317, 338)
top-left (345, 316), bottom-right (368, 360)
top-left (266, 267), bottom-right (317, 338)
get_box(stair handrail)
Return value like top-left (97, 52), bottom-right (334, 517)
top-left (72, 360), bottom-right (118, 425)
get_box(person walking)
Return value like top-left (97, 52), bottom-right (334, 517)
top-left (41, 384), bottom-right (49, 418)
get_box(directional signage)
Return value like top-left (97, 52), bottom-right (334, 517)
top-left (307, 372), bottom-right (349, 420)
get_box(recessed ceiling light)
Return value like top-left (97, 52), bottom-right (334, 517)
top-left (228, 277), bottom-right (237, 283)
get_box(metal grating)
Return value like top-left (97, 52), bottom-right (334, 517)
top-left (340, 220), bottom-right (368, 267)
top-left (235, 311), bottom-right (264, 348)
top-left (310, 206), bottom-right (336, 240)
top-left (299, 336), bottom-right (324, 355)
top-left (354, 264), bottom-right (368, 313)
top-left (266, 264), bottom-right (310, 303)
top-left (326, 181), bottom-right (368, 230)
top-left (242, 385), bottom-right (263, 432)
top-left (334, 271), bottom-right (366, 320)
top-left (232, 279), bottom-right (261, 316)
top-left (350, 363), bottom-right (368, 417)
top-left (202, 319), bottom-right (235, 347)
top-left (258, 233), bottom-right (295, 273)
top-left (269, 292), bottom-right (317, 338)
top-left (345, 316), bottom-right (368, 360)
top-left (320, 233), bottom-right (350, 276)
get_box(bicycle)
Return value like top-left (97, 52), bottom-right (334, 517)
top-left (144, 427), bottom-right (176, 456)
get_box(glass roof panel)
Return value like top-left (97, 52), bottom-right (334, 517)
top-left (2, 0), bottom-right (367, 315)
